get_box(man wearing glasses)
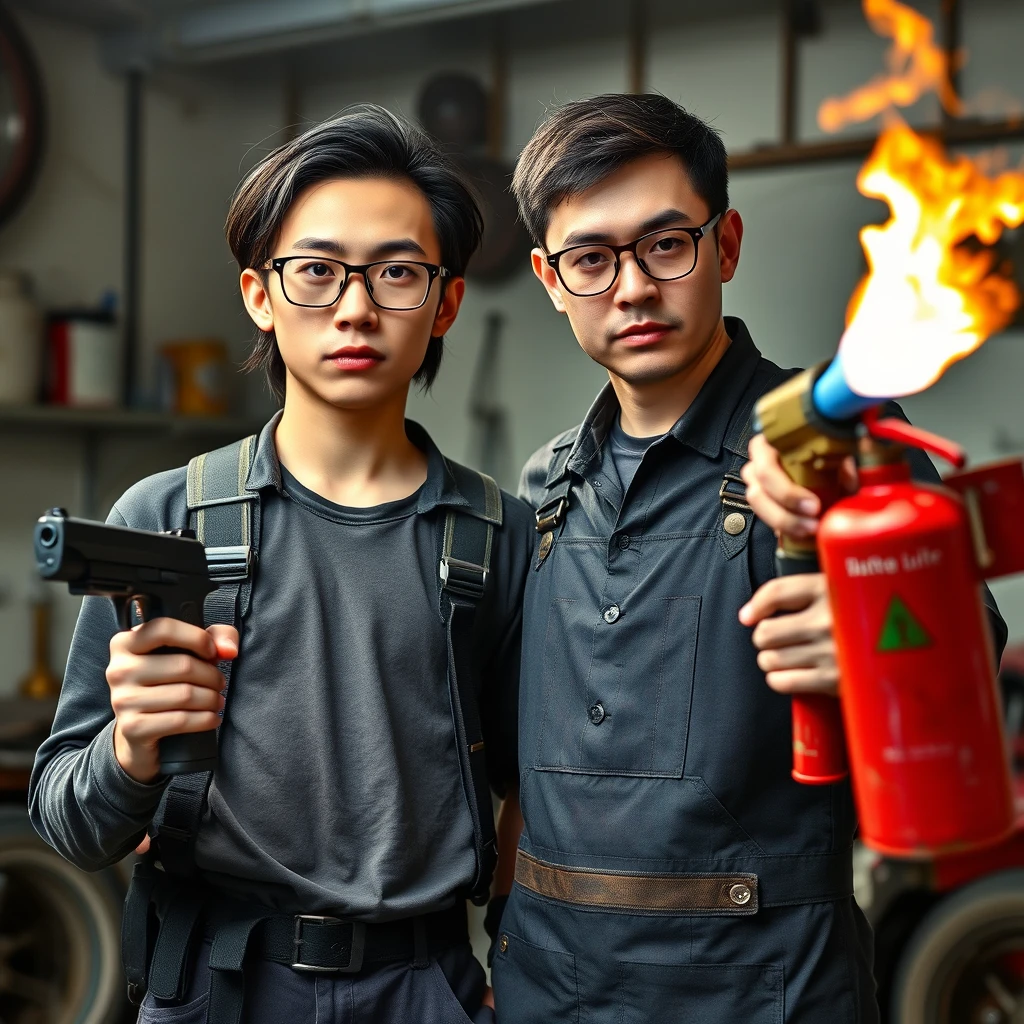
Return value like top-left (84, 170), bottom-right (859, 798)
top-left (490, 93), bottom-right (880, 1022)
top-left (30, 107), bottom-right (530, 1023)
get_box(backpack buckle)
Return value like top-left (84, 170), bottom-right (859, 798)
top-left (205, 545), bottom-right (252, 582)
top-left (440, 556), bottom-right (488, 599)
top-left (719, 474), bottom-right (750, 511)
top-left (535, 496), bottom-right (568, 533)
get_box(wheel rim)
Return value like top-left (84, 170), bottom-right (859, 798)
top-left (934, 924), bottom-right (1024, 1023)
top-left (0, 842), bottom-right (121, 1024)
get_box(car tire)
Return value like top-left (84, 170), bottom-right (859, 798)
top-left (0, 805), bottom-right (129, 1024)
top-left (891, 868), bottom-right (1024, 1024)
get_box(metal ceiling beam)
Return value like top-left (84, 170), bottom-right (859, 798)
top-left (98, 0), bottom-right (558, 71)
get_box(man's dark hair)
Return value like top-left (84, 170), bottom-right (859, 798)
top-left (226, 105), bottom-right (483, 402)
top-left (511, 93), bottom-right (729, 248)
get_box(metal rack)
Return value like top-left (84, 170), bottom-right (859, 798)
top-left (0, 405), bottom-right (266, 518)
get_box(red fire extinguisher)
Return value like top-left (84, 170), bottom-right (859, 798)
top-left (818, 412), bottom-right (1020, 857)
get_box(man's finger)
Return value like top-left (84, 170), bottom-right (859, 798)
top-left (746, 434), bottom-right (820, 515)
top-left (114, 617), bottom-right (218, 659)
top-left (739, 574), bottom-right (826, 626)
top-left (764, 667), bottom-right (840, 696)
top-left (107, 652), bottom-right (227, 691)
top-left (752, 611), bottom-right (830, 651)
top-left (120, 709), bottom-right (224, 741)
top-left (112, 681), bottom-right (226, 715)
top-left (208, 624), bottom-right (240, 660)
top-left (757, 639), bottom-right (835, 673)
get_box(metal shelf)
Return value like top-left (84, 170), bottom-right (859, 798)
top-left (0, 405), bottom-right (269, 517)
top-left (0, 404), bottom-right (266, 437)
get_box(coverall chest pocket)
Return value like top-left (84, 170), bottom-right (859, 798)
top-left (534, 592), bottom-right (701, 777)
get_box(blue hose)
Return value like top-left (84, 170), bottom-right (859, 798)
top-left (812, 358), bottom-right (883, 422)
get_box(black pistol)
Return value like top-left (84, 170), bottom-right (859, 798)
top-left (34, 507), bottom-right (220, 775)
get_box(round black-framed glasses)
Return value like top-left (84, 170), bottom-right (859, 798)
top-left (265, 256), bottom-right (450, 311)
top-left (546, 212), bottom-right (723, 297)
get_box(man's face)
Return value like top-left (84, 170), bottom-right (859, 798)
top-left (533, 153), bottom-right (742, 386)
top-left (241, 176), bottom-right (463, 410)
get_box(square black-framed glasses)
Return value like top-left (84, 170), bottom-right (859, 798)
top-left (546, 212), bottom-right (723, 297)
top-left (265, 256), bottom-right (450, 311)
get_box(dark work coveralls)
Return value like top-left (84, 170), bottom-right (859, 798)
top-left (491, 318), bottom-right (1006, 1023)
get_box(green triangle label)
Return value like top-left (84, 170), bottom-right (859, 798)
top-left (876, 595), bottom-right (932, 652)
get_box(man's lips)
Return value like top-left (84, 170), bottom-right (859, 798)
top-left (325, 345), bottom-right (385, 371)
top-left (613, 322), bottom-right (674, 346)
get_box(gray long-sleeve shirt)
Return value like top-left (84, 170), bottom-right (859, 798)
top-left (29, 417), bottom-right (533, 921)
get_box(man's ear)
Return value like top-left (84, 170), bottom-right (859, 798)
top-left (431, 275), bottom-right (465, 337)
top-left (718, 209), bottom-right (743, 284)
top-left (240, 268), bottom-right (275, 332)
top-left (531, 248), bottom-right (567, 314)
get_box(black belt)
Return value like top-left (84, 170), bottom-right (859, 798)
top-left (203, 900), bottom-right (470, 973)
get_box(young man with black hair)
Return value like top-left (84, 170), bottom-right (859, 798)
top-left (30, 107), bottom-right (531, 1024)
top-left (495, 93), bottom-right (1006, 1022)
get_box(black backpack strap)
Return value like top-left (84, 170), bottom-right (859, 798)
top-left (439, 460), bottom-right (503, 906)
top-left (154, 435), bottom-right (260, 877)
top-left (122, 436), bottom-right (260, 1004)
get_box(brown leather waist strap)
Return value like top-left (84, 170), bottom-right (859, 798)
top-left (514, 850), bottom-right (759, 916)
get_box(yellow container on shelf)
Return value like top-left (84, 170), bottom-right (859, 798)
top-left (160, 338), bottom-right (229, 416)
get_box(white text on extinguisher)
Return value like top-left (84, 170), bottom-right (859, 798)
top-left (845, 547), bottom-right (943, 577)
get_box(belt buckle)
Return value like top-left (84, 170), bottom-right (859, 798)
top-left (291, 915), bottom-right (366, 974)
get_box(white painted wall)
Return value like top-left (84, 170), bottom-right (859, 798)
top-left (2, 0), bottom-right (1024, 700)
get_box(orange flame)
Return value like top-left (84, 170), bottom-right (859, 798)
top-left (821, 0), bottom-right (1024, 398)
top-left (818, 0), bottom-right (960, 133)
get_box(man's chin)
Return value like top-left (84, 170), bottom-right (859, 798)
top-left (601, 351), bottom-right (694, 387)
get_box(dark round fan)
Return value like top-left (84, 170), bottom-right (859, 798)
top-left (0, 5), bottom-right (44, 228)
top-left (418, 71), bottom-right (531, 283)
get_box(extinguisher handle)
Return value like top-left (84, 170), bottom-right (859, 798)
top-left (772, 548), bottom-right (849, 785)
top-left (775, 549), bottom-right (820, 576)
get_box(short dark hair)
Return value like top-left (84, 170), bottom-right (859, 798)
top-left (225, 105), bottom-right (483, 402)
top-left (511, 93), bottom-right (729, 248)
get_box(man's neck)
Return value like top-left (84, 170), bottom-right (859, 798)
top-left (274, 377), bottom-right (428, 508)
top-left (612, 319), bottom-right (732, 438)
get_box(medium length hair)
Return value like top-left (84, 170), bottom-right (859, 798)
top-left (512, 93), bottom-right (729, 248)
top-left (225, 105), bottom-right (483, 402)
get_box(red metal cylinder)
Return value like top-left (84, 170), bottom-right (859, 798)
top-left (818, 458), bottom-right (1015, 857)
top-left (792, 695), bottom-right (848, 784)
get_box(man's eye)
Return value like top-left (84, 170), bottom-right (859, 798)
top-left (300, 262), bottom-right (335, 279)
top-left (651, 236), bottom-right (685, 253)
top-left (382, 264), bottom-right (412, 280)
top-left (573, 250), bottom-right (610, 270)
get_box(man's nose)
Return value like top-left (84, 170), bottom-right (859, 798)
top-left (333, 272), bottom-right (378, 329)
top-left (612, 252), bottom-right (659, 307)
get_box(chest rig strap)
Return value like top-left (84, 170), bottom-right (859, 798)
top-left (718, 363), bottom-right (796, 560)
top-left (439, 459), bottom-right (503, 907)
top-left (122, 436), bottom-right (259, 1006)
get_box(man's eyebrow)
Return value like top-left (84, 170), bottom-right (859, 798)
top-left (288, 237), bottom-right (429, 260)
top-left (291, 237), bottom-right (345, 256)
top-left (367, 237), bottom-right (428, 260)
top-left (559, 208), bottom-right (695, 249)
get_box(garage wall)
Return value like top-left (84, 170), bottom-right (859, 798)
top-left (1, 0), bottom-right (1023, 696)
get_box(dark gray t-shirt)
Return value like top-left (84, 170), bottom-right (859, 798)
top-left (606, 416), bottom-right (661, 493)
top-left (29, 417), bottom-right (532, 922)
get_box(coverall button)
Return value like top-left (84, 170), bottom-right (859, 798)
top-left (729, 883), bottom-right (752, 906)
top-left (617, 534), bottom-right (631, 550)
top-left (589, 703), bottom-right (606, 725)
top-left (499, 934), bottom-right (509, 954)
top-left (723, 512), bottom-right (747, 536)
top-left (602, 604), bottom-right (621, 624)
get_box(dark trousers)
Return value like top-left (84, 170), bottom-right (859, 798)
top-left (136, 939), bottom-right (494, 1024)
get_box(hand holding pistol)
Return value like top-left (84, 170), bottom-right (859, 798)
top-left (34, 508), bottom-right (237, 778)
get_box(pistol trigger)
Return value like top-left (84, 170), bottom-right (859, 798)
top-left (113, 597), bottom-right (132, 631)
